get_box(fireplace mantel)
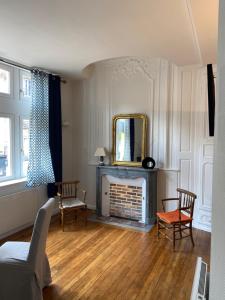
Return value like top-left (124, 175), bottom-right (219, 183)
top-left (96, 165), bottom-right (158, 224)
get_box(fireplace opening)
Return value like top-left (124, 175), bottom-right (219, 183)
top-left (109, 183), bottom-right (142, 221)
top-left (101, 175), bottom-right (146, 223)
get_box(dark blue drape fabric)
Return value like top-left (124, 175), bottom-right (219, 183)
top-left (47, 75), bottom-right (62, 197)
top-left (130, 118), bottom-right (135, 161)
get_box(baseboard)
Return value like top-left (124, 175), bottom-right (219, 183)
top-left (87, 204), bottom-right (96, 210)
top-left (0, 210), bottom-right (60, 241)
top-left (0, 221), bottom-right (33, 240)
top-left (193, 222), bottom-right (211, 233)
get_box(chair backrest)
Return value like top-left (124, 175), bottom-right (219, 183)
top-left (177, 188), bottom-right (197, 218)
top-left (28, 198), bottom-right (55, 268)
top-left (56, 181), bottom-right (80, 199)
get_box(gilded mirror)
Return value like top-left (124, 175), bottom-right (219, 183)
top-left (112, 114), bottom-right (147, 166)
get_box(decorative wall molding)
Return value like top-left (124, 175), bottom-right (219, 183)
top-left (101, 57), bottom-right (160, 81)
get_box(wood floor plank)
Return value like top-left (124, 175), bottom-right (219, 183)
top-left (1, 216), bottom-right (210, 300)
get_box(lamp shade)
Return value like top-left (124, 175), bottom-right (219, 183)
top-left (94, 147), bottom-right (106, 157)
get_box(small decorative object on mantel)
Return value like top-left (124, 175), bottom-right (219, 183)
top-left (142, 157), bottom-right (155, 169)
top-left (94, 147), bottom-right (106, 165)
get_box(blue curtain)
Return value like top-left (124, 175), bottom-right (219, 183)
top-left (27, 71), bottom-right (55, 187)
top-left (47, 75), bottom-right (62, 197)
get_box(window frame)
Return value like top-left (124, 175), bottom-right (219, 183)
top-left (0, 63), bottom-right (31, 183)
top-left (0, 64), bottom-right (13, 99)
top-left (19, 70), bottom-right (31, 102)
top-left (20, 116), bottom-right (30, 178)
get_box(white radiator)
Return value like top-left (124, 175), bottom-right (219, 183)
top-left (190, 257), bottom-right (209, 300)
top-left (0, 186), bottom-right (48, 238)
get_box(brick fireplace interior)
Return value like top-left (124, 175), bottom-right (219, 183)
top-left (101, 175), bottom-right (146, 223)
top-left (109, 183), bottom-right (142, 221)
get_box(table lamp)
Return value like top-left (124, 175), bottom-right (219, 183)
top-left (94, 147), bottom-right (106, 165)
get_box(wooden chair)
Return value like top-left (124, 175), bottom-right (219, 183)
top-left (156, 188), bottom-right (197, 250)
top-left (56, 181), bottom-right (87, 231)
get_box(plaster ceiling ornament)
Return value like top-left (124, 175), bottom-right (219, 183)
top-left (108, 57), bottom-right (158, 81)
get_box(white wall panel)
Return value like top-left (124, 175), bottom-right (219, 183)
top-left (180, 159), bottom-right (191, 190)
top-left (157, 170), bottom-right (179, 211)
top-left (203, 144), bottom-right (214, 158)
top-left (180, 71), bottom-right (192, 152)
top-left (0, 185), bottom-right (48, 239)
top-left (202, 162), bottom-right (213, 209)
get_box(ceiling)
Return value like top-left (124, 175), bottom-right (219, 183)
top-left (0, 0), bottom-right (218, 78)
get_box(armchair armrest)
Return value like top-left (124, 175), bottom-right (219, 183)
top-left (56, 192), bottom-right (63, 207)
top-left (161, 198), bottom-right (179, 212)
top-left (76, 187), bottom-right (87, 203)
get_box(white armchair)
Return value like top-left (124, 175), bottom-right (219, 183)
top-left (0, 197), bottom-right (55, 300)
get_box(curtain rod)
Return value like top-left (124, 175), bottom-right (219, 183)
top-left (0, 57), bottom-right (66, 83)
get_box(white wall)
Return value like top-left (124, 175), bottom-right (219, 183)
top-left (61, 79), bottom-right (75, 180)
top-left (209, 0), bottom-right (225, 298)
top-left (72, 57), bottom-right (213, 231)
top-left (0, 79), bottom-right (74, 238)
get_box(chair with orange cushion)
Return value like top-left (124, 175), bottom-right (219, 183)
top-left (156, 188), bottom-right (197, 250)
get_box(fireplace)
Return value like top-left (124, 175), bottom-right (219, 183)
top-left (96, 166), bottom-right (157, 225)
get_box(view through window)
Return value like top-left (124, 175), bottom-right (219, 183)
top-left (0, 117), bottom-right (11, 177)
top-left (0, 69), bottom-right (10, 94)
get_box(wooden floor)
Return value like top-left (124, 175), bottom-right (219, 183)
top-left (3, 216), bottom-right (210, 300)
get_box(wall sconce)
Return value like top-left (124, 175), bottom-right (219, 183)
top-left (94, 147), bottom-right (106, 166)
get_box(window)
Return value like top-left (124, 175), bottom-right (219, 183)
top-left (0, 63), bottom-right (31, 182)
top-left (0, 68), bottom-right (10, 94)
top-left (0, 117), bottom-right (11, 178)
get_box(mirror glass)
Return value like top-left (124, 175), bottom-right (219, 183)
top-left (112, 114), bottom-right (147, 166)
top-left (116, 118), bottom-right (143, 162)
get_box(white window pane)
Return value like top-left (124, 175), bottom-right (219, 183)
top-left (0, 69), bottom-right (10, 94)
top-left (22, 74), bottom-right (31, 98)
top-left (22, 119), bottom-right (29, 176)
top-left (0, 117), bottom-right (11, 177)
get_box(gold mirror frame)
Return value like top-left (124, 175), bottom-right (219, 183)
top-left (112, 113), bottom-right (147, 166)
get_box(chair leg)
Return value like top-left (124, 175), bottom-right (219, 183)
top-left (190, 223), bottom-right (195, 247)
top-left (179, 224), bottom-right (182, 239)
top-left (173, 224), bottom-right (176, 251)
top-left (61, 210), bottom-right (64, 231)
top-left (157, 217), bottom-right (160, 240)
top-left (74, 211), bottom-right (77, 222)
top-left (59, 210), bottom-right (62, 224)
top-left (84, 206), bottom-right (88, 226)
